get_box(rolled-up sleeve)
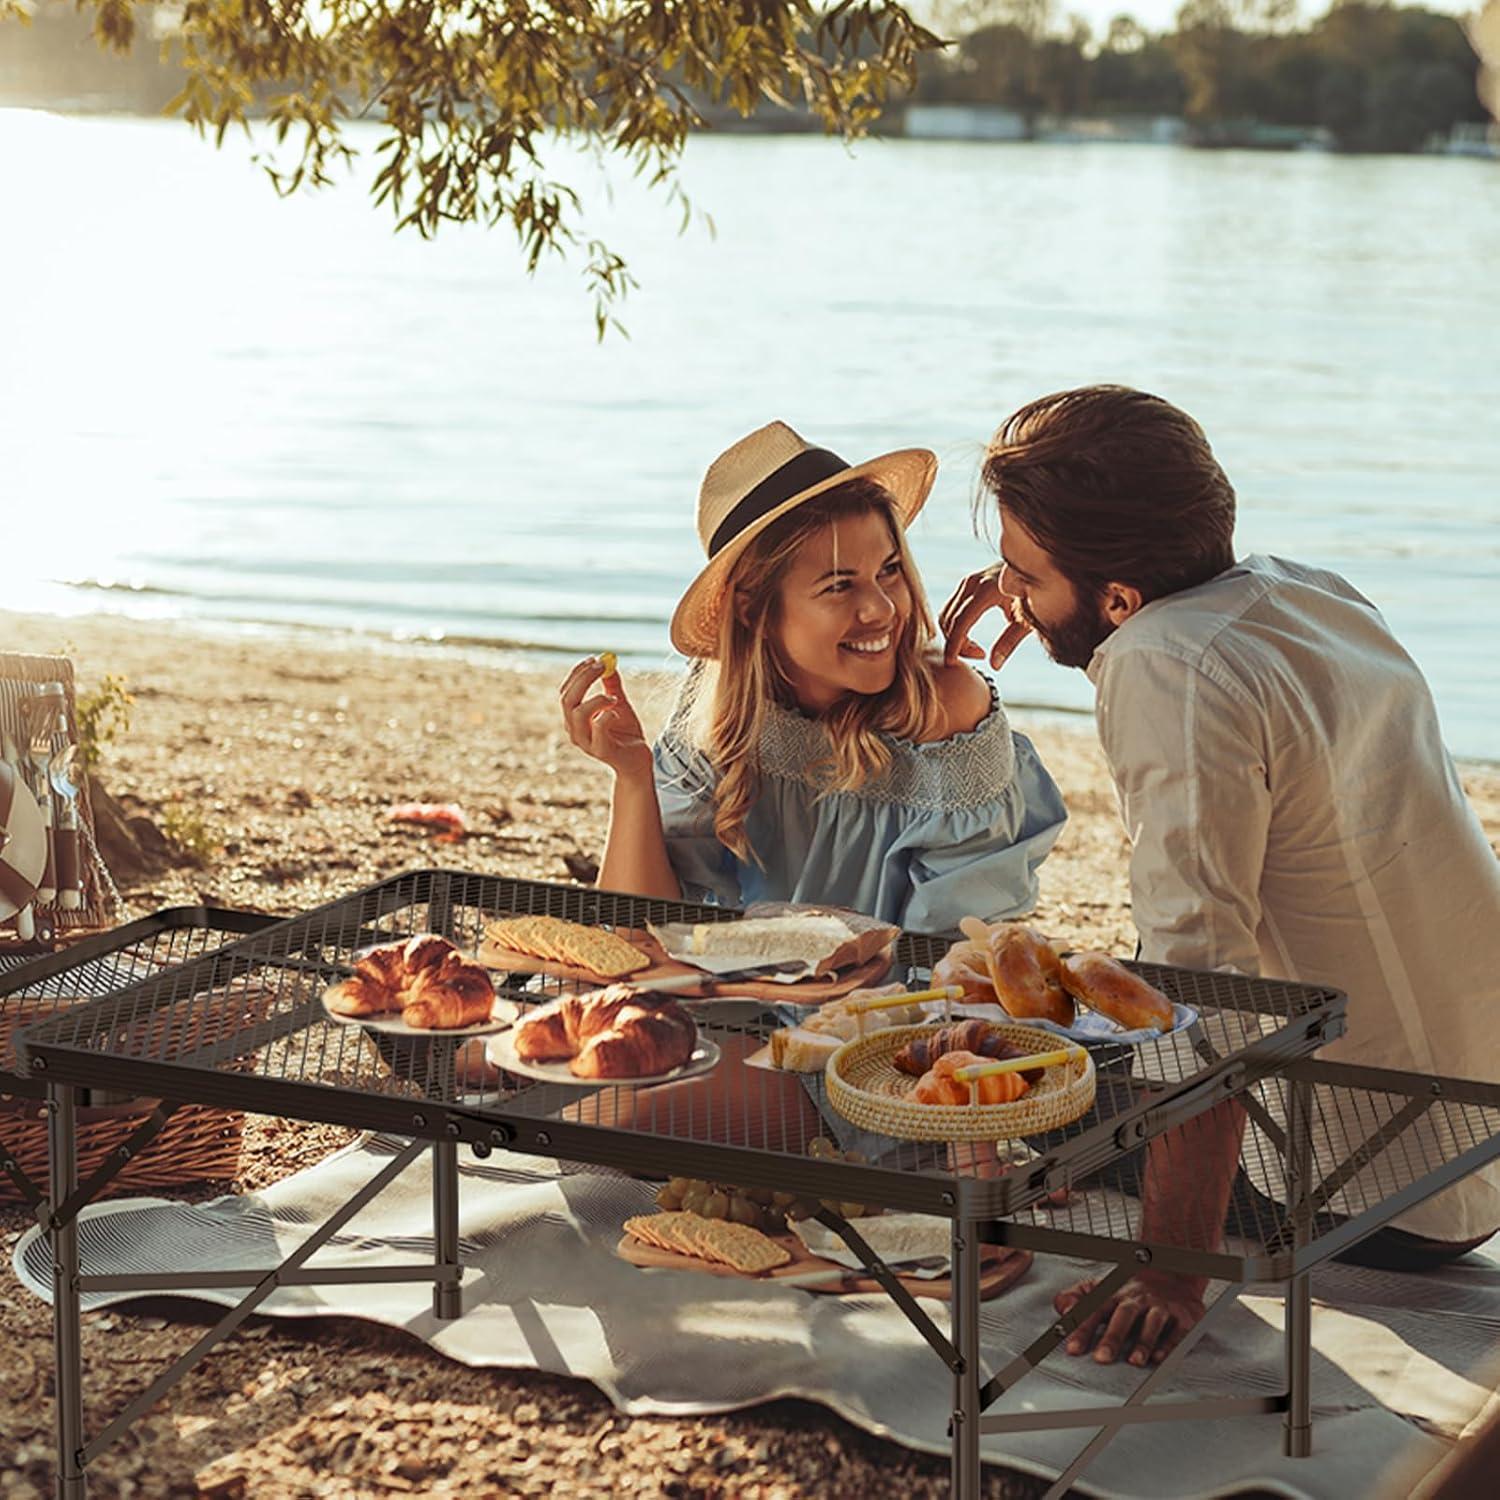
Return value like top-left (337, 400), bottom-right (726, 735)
top-left (1097, 648), bottom-right (1271, 976)
top-left (652, 733), bottom-right (740, 907)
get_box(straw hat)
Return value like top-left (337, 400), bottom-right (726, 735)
top-left (669, 422), bottom-right (938, 658)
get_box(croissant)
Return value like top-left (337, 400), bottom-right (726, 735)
top-left (329, 935), bottom-right (495, 1029)
top-left (982, 924), bottom-right (1076, 1028)
top-left (402, 954), bottom-right (495, 1030)
top-left (1060, 951), bottom-right (1173, 1032)
top-left (353, 944), bottom-right (408, 992)
top-left (513, 1005), bottom-right (573, 1062)
top-left (403, 933), bottom-right (459, 974)
top-left (909, 1050), bottom-right (1031, 1106)
top-left (326, 973), bottom-right (401, 1017)
top-left (932, 941), bottom-right (995, 1004)
top-left (513, 985), bottom-right (697, 1078)
top-left (572, 1006), bottom-right (698, 1078)
top-left (893, 1019), bottom-right (1044, 1083)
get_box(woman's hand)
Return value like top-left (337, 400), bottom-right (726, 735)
top-left (560, 657), bottom-right (651, 779)
top-left (940, 565), bottom-right (1033, 670)
top-left (1053, 1270), bottom-right (1208, 1366)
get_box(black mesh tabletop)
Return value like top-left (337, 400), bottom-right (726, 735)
top-left (15, 871), bottom-right (1353, 1236)
top-left (1, 906), bottom-right (274, 1099)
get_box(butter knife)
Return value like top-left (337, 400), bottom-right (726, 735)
top-left (634, 961), bottom-right (811, 995)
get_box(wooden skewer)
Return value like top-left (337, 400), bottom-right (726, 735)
top-left (952, 1047), bottom-right (1083, 1083)
top-left (846, 985), bottom-right (963, 1013)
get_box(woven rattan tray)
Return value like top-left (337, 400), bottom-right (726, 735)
top-left (826, 1022), bottom-right (1097, 1142)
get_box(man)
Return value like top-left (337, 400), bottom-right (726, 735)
top-left (942, 384), bottom-right (1500, 1367)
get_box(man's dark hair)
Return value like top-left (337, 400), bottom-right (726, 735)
top-left (980, 385), bottom-right (1237, 605)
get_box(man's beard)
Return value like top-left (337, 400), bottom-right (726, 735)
top-left (1023, 596), bottom-right (1112, 670)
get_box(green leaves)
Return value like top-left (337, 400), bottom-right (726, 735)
top-left (34, 0), bottom-right (939, 334)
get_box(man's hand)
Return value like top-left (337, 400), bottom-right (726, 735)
top-left (1054, 1270), bottom-right (1207, 1366)
top-left (939, 565), bottom-right (1033, 669)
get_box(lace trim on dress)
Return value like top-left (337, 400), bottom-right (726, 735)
top-left (756, 686), bottom-right (1017, 812)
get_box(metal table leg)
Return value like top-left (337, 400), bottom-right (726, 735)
top-left (432, 1138), bottom-right (462, 1319)
top-left (431, 1038), bottom-right (462, 1320)
top-left (950, 1216), bottom-right (981, 1498)
top-left (48, 1084), bottom-right (86, 1500)
top-left (1285, 1075), bottom-right (1313, 1458)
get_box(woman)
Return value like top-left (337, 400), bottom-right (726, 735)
top-left (559, 420), bottom-right (1065, 936)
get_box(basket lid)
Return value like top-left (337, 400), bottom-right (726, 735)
top-left (0, 760), bottom-right (46, 919)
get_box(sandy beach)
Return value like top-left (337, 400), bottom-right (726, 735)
top-left (2, 609), bottom-right (1496, 1498)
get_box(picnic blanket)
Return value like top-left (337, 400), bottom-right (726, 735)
top-left (15, 1134), bottom-right (1500, 1499)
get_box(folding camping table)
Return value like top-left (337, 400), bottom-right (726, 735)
top-left (16, 871), bottom-right (1500, 1498)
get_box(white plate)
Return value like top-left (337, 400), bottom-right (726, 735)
top-left (992, 1001), bottom-right (1199, 1046)
top-left (915, 998), bottom-right (1199, 1046)
top-left (321, 985), bottom-right (519, 1039)
top-left (486, 1031), bottom-right (722, 1088)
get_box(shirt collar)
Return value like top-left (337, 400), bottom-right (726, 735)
top-left (1083, 556), bottom-right (1252, 686)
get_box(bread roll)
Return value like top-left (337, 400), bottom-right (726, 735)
top-left (1059, 952), bottom-right (1173, 1032)
top-left (984, 925), bottom-right (1075, 1027)
top-left (932, 940), bottom-right (995, 1003)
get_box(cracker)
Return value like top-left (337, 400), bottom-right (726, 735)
top-left (484, 918), bottom-right (531, 952)
top-left (554, 925), bottom-right (650, 979)
top-left (624, 1213), bottom-right (674, 1252)
top-left (696, 1220), bottom-right (791, 1274)
top-left (509, 915), bottom-right (571, 961)
top-left (672, 1213), bottom-right (720, 1261)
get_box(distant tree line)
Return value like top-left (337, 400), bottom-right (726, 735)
top-left (914, 0), bottom-right (1489, 150)
top-left (2, 0), bottom-right (1489, 156)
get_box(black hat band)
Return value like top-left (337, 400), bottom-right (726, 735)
top-left (707, 447), bottom-right (850, 559)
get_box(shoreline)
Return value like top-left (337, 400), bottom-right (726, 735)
top-left (10, 604), bottom-right (1499, 774)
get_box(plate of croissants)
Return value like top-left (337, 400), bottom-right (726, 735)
top-left (322, 934), bottom-right (519, 1036)
top-left (937, 920), bottom-right (1196, 1045)
top-left (488, 983), bottom-right (720, 1086)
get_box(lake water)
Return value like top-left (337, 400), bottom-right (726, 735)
top-left (2, 110), bottom-right (1497, 758)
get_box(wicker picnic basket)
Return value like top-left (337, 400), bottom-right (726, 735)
top-left (0, 972), bottom-right (277, 1203)
top-left (825, 1022), bottom-right (1097, 1142)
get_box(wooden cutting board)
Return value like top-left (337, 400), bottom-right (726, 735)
top-left (616, 1230), bottom-right (1031, 1301)
top-left (477, 928), bottom-right (894, 1005)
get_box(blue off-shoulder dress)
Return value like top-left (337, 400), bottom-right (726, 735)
top-left (652, 682), bottom-right (1067, 936)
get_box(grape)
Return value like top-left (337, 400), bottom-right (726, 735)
top-left (728, 1195), bottom-right (761, 1227)
top-left (702, 1192), bottom-right (730, 1220)
top-left (842, 1149), bottom-right (867, 1166)
top-left (655, 1186), bottom-right (683, 1211)
top-left (745, 1186), bottom-right (776, 1206)
top-left (770, 1190), bottom-right (797, 1209)
top-left (681, 1189), bottom-right (710, 1217)
top-left (786, 1199), bottom-right (818, 1222)
top-left (668, 1176), bottom-right (695, 1197)
top-left (807, 1136), bottom-right (837, 1159)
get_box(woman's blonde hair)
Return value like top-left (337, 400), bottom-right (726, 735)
top-left (677, 478), bottom-right (947, 863)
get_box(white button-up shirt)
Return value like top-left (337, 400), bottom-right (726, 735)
top-left (1088, 555), bottom-right (1500, 1241)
